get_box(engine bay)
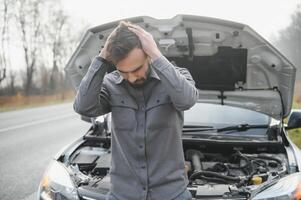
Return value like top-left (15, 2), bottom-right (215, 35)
top-left (183, 148), bottom-right (287, 198)
top-left (64, 136), bottom-right (290, 199)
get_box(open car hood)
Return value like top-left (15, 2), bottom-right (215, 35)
top-left (65, 15), bottom-right (296, 120)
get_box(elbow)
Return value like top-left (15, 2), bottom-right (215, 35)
top-left (73, 100), bottom-right (83, 115)
top-left (73, 98), bottom-right (98, 118)
top-left (175, 89), bottom-right (198, 111)
top-left (73, 100), bottom-right (86, 116)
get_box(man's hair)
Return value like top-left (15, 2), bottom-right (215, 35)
top-left (107, 21), bottom-right (142, 65)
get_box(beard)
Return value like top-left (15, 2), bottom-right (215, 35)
top-left (129, 78), bottom-right (147, 88)
top-left (128, 65), bottom-right (151, 89)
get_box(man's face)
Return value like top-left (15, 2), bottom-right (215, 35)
top-left (116, 47), bottom-right (150, 86)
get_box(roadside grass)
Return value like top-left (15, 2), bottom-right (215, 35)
top-left (289, 129), bottom-right (301, 148)
top-left (288, 95), bottom-right (301, 148)
top-left (0, 91), bottom-right (75, 112)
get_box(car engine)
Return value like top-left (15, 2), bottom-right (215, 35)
top-left (184, 149), bottom-right (287, 198)
top-left (66, 139), bottom-right (289, 199)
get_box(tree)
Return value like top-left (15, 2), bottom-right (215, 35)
top-left (43, 1), bottom-right (88, 94)
top-left (274, 4), bottom-right (301, 81)
top-left (15, 0), bottom-right (45, 94)
top-left (46, 5), bottom-right (68, 93)
top-left (8, 69), bottom-right (15, 94)
top-left (0, 0), bottom-right (14, 85)
top-left (2, 0), bottom-right (88, 96)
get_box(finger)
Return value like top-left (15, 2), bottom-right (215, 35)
top-left (128, 24), bottom-right (146, 34)
top-left (128, 26), bottom-right (141, 33)
top-left (129, 26), bottom-right (149, 39)
top-left (128, 27), bottom-right (143, 37)
top-left (127, 24), bottom-right (140, 29)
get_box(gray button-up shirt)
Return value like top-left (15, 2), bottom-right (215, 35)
top-left (72, 55), bottom-right (198, 200)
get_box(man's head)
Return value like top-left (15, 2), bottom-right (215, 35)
top-left (107, 21), bottom-right (150, 86)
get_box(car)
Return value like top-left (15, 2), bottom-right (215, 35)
top-left (37, 15), bottom-right (301, 200)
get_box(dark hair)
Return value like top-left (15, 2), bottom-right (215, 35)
top-left (107, 21), bottom-right (142, 64)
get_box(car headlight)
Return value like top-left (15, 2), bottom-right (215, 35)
top-left (37, 160), bottom-right (79, 200)
top-left (253, 172), bottom-right (301, 200)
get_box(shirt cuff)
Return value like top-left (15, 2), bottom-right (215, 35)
top-left (82, 57), bottom-right (108, 94)
top-left (95, 56), bottom-right (113, 66)
top-left (89, 56), bottom-right (104, 72)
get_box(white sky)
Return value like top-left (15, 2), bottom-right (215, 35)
top-left (61, 0), bottom-right (301, 39)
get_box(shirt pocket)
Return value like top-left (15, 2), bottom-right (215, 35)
top-left (146, 93), bottom-right (174, 130)
top-left (147, 93), bottom-right (172, 110)
top-left (110, 94), bottom-right (138, 131)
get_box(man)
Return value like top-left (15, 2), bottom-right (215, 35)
top-left (73, 21), bottom-right (198, 200)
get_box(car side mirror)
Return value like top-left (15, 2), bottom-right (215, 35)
top-left (287, 109), bottom-right (301, 130)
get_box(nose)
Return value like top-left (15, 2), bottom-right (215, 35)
top-left (127, 73), bottom-right (137, 83)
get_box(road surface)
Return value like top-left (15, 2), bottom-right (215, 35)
top-left (0, 102), bottom-right (91, 200)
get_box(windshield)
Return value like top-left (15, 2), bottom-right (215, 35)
top-left (184, 103), bottom-right (272, 140)
top-left (184, 103), bottom-right (270, 127)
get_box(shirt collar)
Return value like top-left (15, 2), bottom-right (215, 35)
top-left (114, 63), bottom-right (160, 85)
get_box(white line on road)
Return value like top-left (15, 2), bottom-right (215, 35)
top-left (0, 113), bottom-right (76, 133)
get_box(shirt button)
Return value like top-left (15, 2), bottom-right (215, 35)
top-left (141, 166), bottom-right (146, 169)
top-left (139, 145), bottom-right (143, 148)
top-left (143, 187), bottom-right (146, 190)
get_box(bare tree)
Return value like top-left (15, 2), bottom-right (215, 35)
top-left (274, 4), bottom-right (301, 81)
top-left (0, 0), bottom-right (89, 96)
top-left (38, 65), bottom-right (50, 94)
top-left (46, 6), bottom-right (68, 93)
top-left (43, 2), bottom-right (88, 94)
top-left (8, 69), bottom-right (15, 94)
top-left (15, 0), bottom-right (45, 94)
top-left (0, 0), bottom-right (13, 85)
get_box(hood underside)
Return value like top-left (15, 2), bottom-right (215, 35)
top-left (65, 15), bottom-right (296, 119)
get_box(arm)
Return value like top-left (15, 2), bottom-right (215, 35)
top-left (73, 57), bottom-right (111, 117)
top-left (151, 56), bottom-right (198, 110)
top-left (71, 27), bottom-right (119, 118)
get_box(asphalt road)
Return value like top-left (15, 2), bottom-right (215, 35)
top-left (0, 102), bottom-right (91, 200)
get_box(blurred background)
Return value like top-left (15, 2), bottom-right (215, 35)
top-left (0, 0), bottom-right (87, 111)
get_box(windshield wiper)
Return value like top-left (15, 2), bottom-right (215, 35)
top-left (216, 124), bottom-right (269, 133)
top-left (182, 124), bottom-right (269, 133)
top-left (182, 125), bottom-right (214, 132)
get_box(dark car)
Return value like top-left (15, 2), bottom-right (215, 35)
top-left (38, 15), bottom-right (301, 200)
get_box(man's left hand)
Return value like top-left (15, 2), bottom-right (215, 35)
top-left (128, 24), bottom-right (162, 61)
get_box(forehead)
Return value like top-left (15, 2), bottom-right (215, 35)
top-left (116, 48), bottom-right (147, 72)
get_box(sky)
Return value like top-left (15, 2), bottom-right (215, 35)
top-left (61, 0), bottom-right (301, 39)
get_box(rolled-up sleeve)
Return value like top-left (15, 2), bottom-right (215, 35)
top-left (73, 57), bottom-right (111, 117)
top-left (151, 56), bottom-right (198, 111)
